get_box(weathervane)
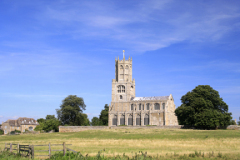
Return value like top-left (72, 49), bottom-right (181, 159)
top-left (123, 50), bottom-right (125, 59)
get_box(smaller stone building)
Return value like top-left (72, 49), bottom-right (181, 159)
top-left (1, 117), bottom-right (39, 134)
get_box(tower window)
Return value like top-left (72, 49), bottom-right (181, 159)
top-left (117, 85), bottom-right (125, 93)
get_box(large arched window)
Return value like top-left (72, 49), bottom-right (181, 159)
top-left (120, 114), bottom-right (125, 125)
top-left (144, 114), bottom-right (149, 125)
top-left (112, 115), bottom-right (117, 126)
top-left (128, 114), bottom-right (133, 125)
top-left (154, 103), bottom-right (160, 110)
top-left (136, 114), bottom-right (141, 125)
top-left (117, 85), bottom-right (125, 93)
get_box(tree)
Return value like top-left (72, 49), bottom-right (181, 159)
top-left (175, 85), bottom-right (232, 129)
top-left (46, 115), bottom-right (56, 120)
top-left (35, 115), bottom-right (61, 132)
top-left (56, 95), bottom-right (88, 126)
top-left (37, 118), bottom-right (45, 124)
top-left (91, 117), bottom-right (101, 126)
top-left (99, 104), bottom-right (109, 126)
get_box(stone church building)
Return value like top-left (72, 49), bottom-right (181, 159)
top-left (108, 55), bottom-right (178, 126)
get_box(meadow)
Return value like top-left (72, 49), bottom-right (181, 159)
top-left (1, 128), bottom-right (240, 159)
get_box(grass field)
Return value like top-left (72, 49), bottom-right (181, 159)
top-left (1, 128), bottom-right (240, 159)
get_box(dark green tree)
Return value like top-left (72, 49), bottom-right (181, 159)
top-left (91, 117), bottom-right (102, 126)
top-left (43, 117), bottom-right (61, 132)
top-left (35, 115), bottom-right (61, 132)
top-left (229, 120), bottom-right (236, 125)
top-left (175, 85), bottom-right (232, 129)
top-left (46, 115), bottom-right (56, 120)
top-left (37, 118), bottom-right (45, 124)
top-left (0, 129), bottom-right (3, 135)
top-left (56, 95), bottom-right (89, 126)
top-left (99, 104), bottom-right (109, 126)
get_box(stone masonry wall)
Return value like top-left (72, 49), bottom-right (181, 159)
top-left (59, 126), bottom-right (109, 133)
top-left (59, 125), bottom-right (240, 133)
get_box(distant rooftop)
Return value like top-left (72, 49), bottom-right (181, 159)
top-left (131, 96), bottom-right (169, 101)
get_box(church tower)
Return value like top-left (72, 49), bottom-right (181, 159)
top-left (109, 51), bottom-right (178, 126)
top-left (111, 54), bottom-right (135, 102)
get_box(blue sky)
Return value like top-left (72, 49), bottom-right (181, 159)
top-left (0, 0), bottom-right (240, 123)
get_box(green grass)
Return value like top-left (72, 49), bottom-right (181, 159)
top-left (1, 129), bottom-right (240, 141)
top-left (1, 128), bottom-right (240, 159)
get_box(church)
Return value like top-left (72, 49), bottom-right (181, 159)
top-left (108, 53), bottom-right (178, 126)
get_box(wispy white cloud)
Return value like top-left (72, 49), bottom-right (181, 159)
top-left (32, 0), bottom-right (240, 52)
top-left (167, 60), bottom-right (240, 73)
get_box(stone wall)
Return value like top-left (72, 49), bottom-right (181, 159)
top-left (59, 126), bottom-right (109, 133)
top-left (225, 125), bottom-right (240, 130)
top-left (59, 125), bottom-right (184, 133)
top-left (59, 125), bottom-right (240, 133)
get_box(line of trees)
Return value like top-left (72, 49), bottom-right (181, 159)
top-left (34, 85), bottom-right (238, 132)
top-left (35, 95), bottom-right (109, 132)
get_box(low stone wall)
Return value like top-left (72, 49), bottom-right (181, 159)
top-left (59, 126), bottom-right (109, 133)
top-left (59, 125), bottom-right (184, 133)
top-left (225, 125), bottom-right (240, 130)
top-left (110, 125), bottom-right (184, 130)
top-left (59, 125), bottom-right (240, 133)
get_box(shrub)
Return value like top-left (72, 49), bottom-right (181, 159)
top-left (15, 129), bottom-right (21, 133)
top-left (0, 129), bottom-right (3, 135)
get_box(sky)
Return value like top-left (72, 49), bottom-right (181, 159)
top-left (0, 0), bottom-right (240, 123)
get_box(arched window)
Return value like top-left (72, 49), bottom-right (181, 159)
top-left (144, 114), bottom-right (149, 125)
top-left (120, 114), bottom-right (125, 125)
top-left (29, 127), bottom-right (33, 131)
top-left (146, 103), bottom-right (150, 110)
top-left (136, 114), bottom-right (141, 125)
top-left (162, 103), bottom-right (165, 110)
top-left (117, 85), bottom-right (125, 93)
top-left (131, 104), bottom-right (134, 111)
top-left (128, 114), bottom-right (133, 125)
top-left (125, 65), bottom-right (129, 74)
top-left (120, 65), bottom-right (124, 74)
top-left (154, 103), bottom-right (160, 110)
top-left (112, 115), bottom-right (117, 126)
